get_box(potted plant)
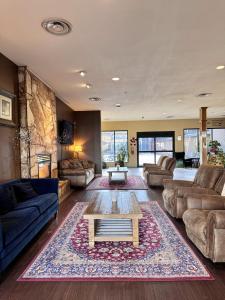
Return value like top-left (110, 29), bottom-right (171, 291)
top-left (116, 147), bottom-right (128, 167)
top-left (208, 140), bottom-right (225, 167)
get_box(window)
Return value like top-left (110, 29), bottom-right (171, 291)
top-left (137, 131), bottom-right (175, 166)
top-left (184, 128), bottom-right (225, 158)
top-left (101, 131), bottom-right (128, 162)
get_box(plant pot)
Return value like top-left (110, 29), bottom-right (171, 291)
top-left (115, 161), bottom-right (124, 167)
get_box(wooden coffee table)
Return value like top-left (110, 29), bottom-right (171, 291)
top-left (83, 191), bottom-right (143, 247)
top-left (107, 167), bottom-right (128, 184)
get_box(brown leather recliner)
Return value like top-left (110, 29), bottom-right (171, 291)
top-left (145, 157), bottom-right (176, 187)
top-left (163, 165), bottom-right (224, 218)
top-left (143, 155), bottom-right (167, 176)
top-left (183, 193), bottom-right (225, 262)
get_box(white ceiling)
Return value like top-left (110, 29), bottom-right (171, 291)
top-left (1, 0), bottom-right (225, 121)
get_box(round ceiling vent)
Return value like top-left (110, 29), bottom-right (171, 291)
top-left (197, 92), bottom-right (212, 97)
top-left (42, 18), bottom-right (72, 35)
top-left (89, 97), bottom-right (102, 102)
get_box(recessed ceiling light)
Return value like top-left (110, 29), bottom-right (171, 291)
top-left (80, 71), bottom-right (87, 77)
top-left (41, 18), bottom-right (72, 35)
top-left (112, 77), bottom-right (120, 81)
top-left (115, 104), bottom-right (121, 107)
top-left (85, 83), bottom-right (92, 89)
top-left (216, 65), bottom-right (225, 70)
top-left (89, 97), bottom-right (101, 101)
top-left (162, 112), bottom-right (168, 115)
top-left (177, 99), bottom-right (182, 103)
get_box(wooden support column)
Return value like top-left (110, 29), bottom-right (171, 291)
top-left (199, 107), bottom-right (208, 165)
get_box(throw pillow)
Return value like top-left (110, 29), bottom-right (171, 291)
top-left (71, 159), bottom-right (84, 169)
top-left (82, 160), bottom-right (89, 169)
top-left (0, 186), bottom-right (17, 215)
top-left (12, 182), bottom-right (38, 202)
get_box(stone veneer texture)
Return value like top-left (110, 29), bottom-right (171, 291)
top-left (18, 67), bottom-right (57, 178)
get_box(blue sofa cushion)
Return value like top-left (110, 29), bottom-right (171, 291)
top-left (0, 186), bottom-right (17, 215)
top-left (0, 207), bottom-right (40, 246)
top-left (12, 182), bottom-right (38, 202)
top-left (14, 193), bottom-right (57, 214)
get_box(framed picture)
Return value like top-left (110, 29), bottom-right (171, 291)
top-left (0, 89), bottom-right (16, 127)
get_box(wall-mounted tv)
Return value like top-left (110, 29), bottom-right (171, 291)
top-left (58, 120), bottom-right (74, 145)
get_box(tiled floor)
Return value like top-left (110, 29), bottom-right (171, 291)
top-left (102, 167), bottom-right (197, 181)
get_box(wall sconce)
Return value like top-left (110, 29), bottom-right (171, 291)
top-left (73, 145), bottom-right (83, 159)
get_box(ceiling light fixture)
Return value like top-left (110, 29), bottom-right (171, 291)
top-left (112, 77), bottom-right (120, 81)
top-left (216, 65), bottom-right (225, 70)
top-left (162, 112), bottom-right (168, 115)
top-left (115, 104), bottom-right (121, 107)
top-left (177, 99), bottom-right (182, 103)
top-left (79, 71), bottom-right (87, 77)
top-left (85, 83), bottom-right (92, 89)
top-left (89, 97), bottom-right (101, 101)
top-left (41, 18), bottom-right (72, 35)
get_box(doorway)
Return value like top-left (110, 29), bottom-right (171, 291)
top-left (137, 131), bottom-right (175, 167)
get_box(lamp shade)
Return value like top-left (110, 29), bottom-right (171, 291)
top-left (74, 145), bottom-right (82, 152)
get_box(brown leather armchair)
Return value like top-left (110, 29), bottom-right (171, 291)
top-left (183, 194), bottom-right (225, 262)
top-left (145, 157), bottom-right (176, 187)
top-left (143, 155), bottom-right (167, 176)
top-left (163, 165), bottom-right (225, 218)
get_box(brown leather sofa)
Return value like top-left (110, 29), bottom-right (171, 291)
top-left (183, 192), bottom-right (225, 262)
top-left (163, 165), bottom-right (224, 218)
top-left (144, 157), bottom-right (176, 187)
top-left (59, 158), bottom-right (95, 187)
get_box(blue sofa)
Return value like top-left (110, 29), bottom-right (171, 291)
top-left (0, 178), bottom-right (58, 274)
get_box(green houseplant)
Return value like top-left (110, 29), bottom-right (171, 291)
top-left (116, 147), bottom-right (128, 167)
top-left (208, 140), bottom-right (225, 167)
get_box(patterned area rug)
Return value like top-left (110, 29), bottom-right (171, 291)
top-left (18, 202), bottom-right (212, 281)
top-left (86, 176), bottom-right (148, 190)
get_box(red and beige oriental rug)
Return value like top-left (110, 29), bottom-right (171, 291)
top-left (86, 176), bottom-right (148, 190)
top-left (18, 202), bottom-right (212, 282)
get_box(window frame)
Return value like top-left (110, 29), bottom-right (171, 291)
top-left (183, 127), bottom-right (225, 158)
top-left (101, 130), bottom-right (129, 162)
top-left (136, 131), bottom-right (175, 167)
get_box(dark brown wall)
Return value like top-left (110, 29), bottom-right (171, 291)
top-left (0, 53), bottom-right (20, 181)
top-left (56, 97), bottom-right (75, 161)
top-left (74, 111), bottom-right (102, 174)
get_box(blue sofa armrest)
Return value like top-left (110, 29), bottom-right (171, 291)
top-left (21, 178), bottom-right (59, 195)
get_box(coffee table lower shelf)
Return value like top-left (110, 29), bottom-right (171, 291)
top-left (86, 218), bottom-right (140, 247)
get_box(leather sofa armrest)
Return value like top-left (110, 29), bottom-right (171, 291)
top-left (163, 179), bottom-right (194, 189)
top-left (143, 163), bottom-right (157, 168)
top-left (176, 186), bottom-right (216, 198)
top-left (187, 194), bottom-right (225, 210)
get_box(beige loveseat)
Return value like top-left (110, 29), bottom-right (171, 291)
top-left (59, 159), bottom-right (95, 187)
top-left (144, 157), bottom-right (176, 187)
top-left (163, 165), bottom-right (224, 218)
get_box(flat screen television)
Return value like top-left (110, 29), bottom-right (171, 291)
top-left (58, 120), bottom-right (74, 145)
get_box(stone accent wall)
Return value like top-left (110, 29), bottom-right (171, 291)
top-left (18, 67), bottom-right (57, 178)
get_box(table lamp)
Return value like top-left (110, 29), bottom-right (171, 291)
top-left (74, 145), bottom-right (83, 159)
